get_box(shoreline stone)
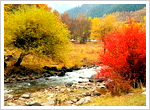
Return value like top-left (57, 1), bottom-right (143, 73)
top-left (21, 93), bottom-right (31, 99)
top-left (5, 64), bottom-right (97, 83)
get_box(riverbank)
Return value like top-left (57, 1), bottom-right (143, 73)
top-left (4, 43), bottom-right (101, 83)
top-left (4, 66), bottom-right (146, 106)
top-left (4, 66), bottom-right (99, 94)
top-left (4, 81), bottom-right (146, 106)
top-left (4, 43), bottom-right (146, 106)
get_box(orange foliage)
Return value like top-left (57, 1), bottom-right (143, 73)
top-left (95, 21), bottom-right (146, 95)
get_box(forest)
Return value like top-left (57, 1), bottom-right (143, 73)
top-left (4, 4), bottom-right (146, 106)
top-left (66, 4), bottom-right (146, 18)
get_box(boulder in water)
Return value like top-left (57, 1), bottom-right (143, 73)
top-left (62, 67), bottom-right (73, 72)
top-left (89, 75), bottom-right (105, 82)
top-left (65, 82), bottom-right (73, 87)
top-left (57, 71), bottom-right (66, 77)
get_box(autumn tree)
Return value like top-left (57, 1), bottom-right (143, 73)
top-left (90, 14), bottom-right (122, 52)
top-left (95, 21), bottom-right (146, 95)
top-left (76, 14), bottom-right (91, 44)
top-left (90, 17), bottom-right (101, 40)
top-left (4, 5), bottom-right (71, 66)
top-left (61, 13), bottom-right (91, 44)
top-left (53, 9), bottom-right (60, 18)
top-left (61, 13), bottom-right (72, 29)
top-left (4, 4), bottom-right (51, 20)
top-left (36, 4), bottom-right (51, 11)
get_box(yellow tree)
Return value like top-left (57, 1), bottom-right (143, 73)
top-left (90, 14), bottom-right (122, 53)
top-left (4, 5), bottom-right (71, 66)
top-left (4, 4), bottom-right (51, 20)
top-left (90, 17), bottom-right (101, 40)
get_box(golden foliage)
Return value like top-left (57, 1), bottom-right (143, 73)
top-left (90, 14), bottom-right (123, 40)
top-left (4, 5), bottom-right (71, 64)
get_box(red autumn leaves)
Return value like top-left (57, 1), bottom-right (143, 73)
top-left (95, 22), bottom-right (146, 95)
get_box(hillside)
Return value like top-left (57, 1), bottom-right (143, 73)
top-left (65, 4), bottom-right (146, 18)
top-left (113, 7), bottom-right (146, 22)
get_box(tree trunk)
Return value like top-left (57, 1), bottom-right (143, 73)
top-left (104, 48), bottom-right (106, 54)
top-left (14, 52), bottom-right (29, 67)
top-left (103, 40), bottom-right (106, 54)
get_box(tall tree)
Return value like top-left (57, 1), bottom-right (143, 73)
top-left (90, 14), bottom-right (122, 52)
top-left (61, 13), bottom-right (91, 44)
top-left (76, 14), bottom-right (91, 44)
top-left (4, 5), bottom-right (71, 66)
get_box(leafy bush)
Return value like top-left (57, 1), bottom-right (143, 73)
top-left (95, 22), bottom-right (146, 95)
top-left (4, 5), bottom-right (71, 64)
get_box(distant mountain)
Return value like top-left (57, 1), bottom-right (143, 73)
top-left (65, 4), bottom-right (146, 18)
top-left (112, 7), bottom-right (146, 22)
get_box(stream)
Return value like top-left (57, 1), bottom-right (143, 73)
top-left (4, 66), bottom-right (101, 95)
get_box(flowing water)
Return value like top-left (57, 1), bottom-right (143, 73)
top-left (4, 66), bottom-right (101, 95)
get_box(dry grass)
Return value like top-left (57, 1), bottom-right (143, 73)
top-left (68, 43), bottom-right (102, 67)
top-left (81, 88), bottom-right (146, 106)
top-left (4, 43), bottom-right (102, 70)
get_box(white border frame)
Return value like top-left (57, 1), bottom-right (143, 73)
top-left (1, 1), bottom-right (149, 109)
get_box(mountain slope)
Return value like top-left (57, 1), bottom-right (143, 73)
top-left (113, 7), bottom-right (146, 21)
top-left (65, 4), bottom-right (146, 18)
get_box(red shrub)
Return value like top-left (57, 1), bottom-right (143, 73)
top-left (96, 22), bottom-right (146, 95)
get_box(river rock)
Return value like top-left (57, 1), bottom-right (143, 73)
top-left (43, 71), bottom-right (55, 76)
top-left (44, 99), bottom-right (56, 106)
top-left (76, 96), bottom-right (92, 105)
top-left (82, 92), bottom-right (91, 96)
top-left (65, 82), bottom-right (73, 87)
top-left (59, 88), bottom-right (66, 93)
top-left (4, 94), bottom-right (13, 101)
top-left (71, 66), bottom-right (80, 70)
top-left (75, 85), bottom-right (85, 88)
top-left (57, 70), bottom-right (66, 77)
top-left (4, 89), bottom-right (12, 94)
top-left (66, 100), bottom-right (74, 105)
top-left (26, 101), bottom-right (42, 106)
top-left (91, 92), bottom-right (101, 96)
top-left (48, 94), bottom-right (55, 98)
top-left (43, 66), bottom-right (58, 71)
top-left (21, 93), bottom-right (31, 99)
top-left (89, 75), bottom-right (105, 82)
top-left (43, 72), bottom-right (51, 77)
top-left (6, 103), bottom-right (17, 106)
top-left (62, 67), bottom-right (73, 72)
top-left (71, 98), bottom-right (78, 103)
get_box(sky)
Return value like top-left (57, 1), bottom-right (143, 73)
top-left (47, 4), bottom-right (82, 13)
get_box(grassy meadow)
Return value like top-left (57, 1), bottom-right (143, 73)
top-left (4, 43), bottom-right (102, 71)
